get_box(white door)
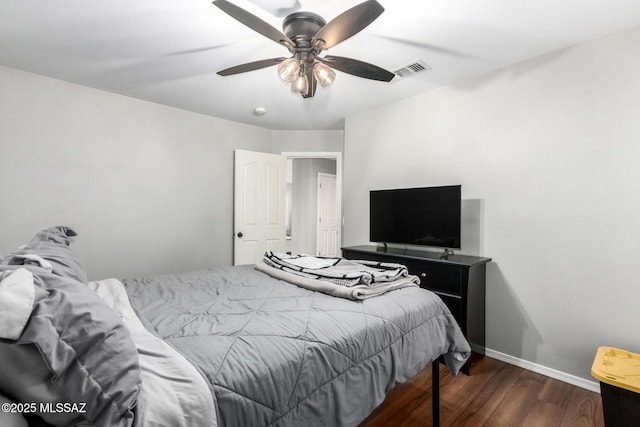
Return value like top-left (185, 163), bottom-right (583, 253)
top-left (234, 150), bottom-right (287, 265)
top-left (317, 173), bottom-right (337, 257)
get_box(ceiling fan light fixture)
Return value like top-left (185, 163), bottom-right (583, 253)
top-left (277, 58), bottom-right (300, 82)
top-left (291, 72), bottom-right (309, 95)
top-left (313, 62), bottom-right (336, 88)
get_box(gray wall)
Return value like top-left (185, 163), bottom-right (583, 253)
top-left (291, 159), bottom-right (337, 255)
top-left (343, 26), bottom-right (640, 385)
top-left (273, 130), bottom-right (344, 153)
top-left (0, 65), bottom-right (273, 280)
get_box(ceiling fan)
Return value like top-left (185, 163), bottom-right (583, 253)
top-left (213, 0), bottom-right (395, 98)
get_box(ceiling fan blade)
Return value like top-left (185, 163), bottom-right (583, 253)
top-left (217, 57), bottom-right (286, 76)
top-left (312, 0), bottom-right (384, 50)
top-left (318, 55), bottom-right (395, 82)
top-left (213, 0), bottom-right (294, 49)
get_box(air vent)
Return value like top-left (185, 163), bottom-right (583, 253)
top-left (391, 60), bottom-right (431, 81)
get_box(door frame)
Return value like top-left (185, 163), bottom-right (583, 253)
top-left (281, 152), bottom-right (342, 257)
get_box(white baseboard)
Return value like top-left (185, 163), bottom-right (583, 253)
top-left (484, 348), bottom-right (601, 393)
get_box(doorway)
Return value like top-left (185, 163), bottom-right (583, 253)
top-left (282, 152), bottom-right (342, 257)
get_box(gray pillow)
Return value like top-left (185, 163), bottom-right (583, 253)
top-left (2, 226), bottom-right (87, 283)
top-left (0, 392), bottom-right (28, 427)
top-left (0, 228), bottom-right (141, 427)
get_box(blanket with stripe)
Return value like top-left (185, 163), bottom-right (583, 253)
top-left (258, 252), bottom-right (420, 300)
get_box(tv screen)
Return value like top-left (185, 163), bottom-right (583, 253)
top-left (370, 185), bottom-right (461, 249)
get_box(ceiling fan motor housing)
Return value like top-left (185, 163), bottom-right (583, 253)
top-left (282, 12), bottom-right (326, 40)
top-left (283, 12), bottom-right (326, 59)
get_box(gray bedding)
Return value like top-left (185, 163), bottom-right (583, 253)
top-left (123, 264), bottom-right (470, 427)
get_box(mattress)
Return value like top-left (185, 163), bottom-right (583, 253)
top-left (121, 264), bottom-right (471, 427)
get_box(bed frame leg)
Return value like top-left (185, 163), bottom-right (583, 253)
top-left (432, 360), bottom-right (440, 427)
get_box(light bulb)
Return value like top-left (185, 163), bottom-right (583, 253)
top-left (291, 73), bottom-right (309, 95)
top-left (277, 58), bottom-right (300, 83)
top-left (313, 63), bottom-right (336, 88)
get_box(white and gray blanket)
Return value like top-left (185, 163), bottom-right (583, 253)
top-left (259, 251), bottom-right (420, 300)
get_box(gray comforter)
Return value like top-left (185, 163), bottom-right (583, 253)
top-left (123, 265), bottom-right (470, 427)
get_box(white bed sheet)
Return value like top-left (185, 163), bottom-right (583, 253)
top-left (89, 278), bottom-right (217, 427)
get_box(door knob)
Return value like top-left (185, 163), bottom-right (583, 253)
top-left (237, 232), bottom-right (243, 238)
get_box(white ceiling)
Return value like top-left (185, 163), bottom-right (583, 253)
top-left (2, 0), bottom-right (640, 130)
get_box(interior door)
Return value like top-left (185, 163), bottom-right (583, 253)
top-left (234, 149), bottom-right (287, 265)
top-left (317, 173), bottom-right (337, 256)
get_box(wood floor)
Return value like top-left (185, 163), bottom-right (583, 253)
top-left (360, 356), bottom-right (605, 427)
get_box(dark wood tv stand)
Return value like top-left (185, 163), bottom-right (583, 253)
top-left (341, 245), bottom-right (491, 374)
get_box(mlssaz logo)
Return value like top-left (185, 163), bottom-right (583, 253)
top-left (40, 402), bottom-right (87, 414)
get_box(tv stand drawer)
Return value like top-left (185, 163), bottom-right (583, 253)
top-left (402, 259), bottom-right (462, 295)
top-left (435, 292), bottom-right (462, 322)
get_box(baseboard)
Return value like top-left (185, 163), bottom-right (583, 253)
top-left (484, 348), bottom-right (601, 393)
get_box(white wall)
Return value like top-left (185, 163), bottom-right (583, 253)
top-left (343, 26), bottom-right (640, 383)
top-left (273, 130), bottom-right (344, 153)
top-left (0, 66), bottom-right (273, 280)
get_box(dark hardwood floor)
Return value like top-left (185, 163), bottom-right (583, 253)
top-left (360, 356), bottom-right (604, 427)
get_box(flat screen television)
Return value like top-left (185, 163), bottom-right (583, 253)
top-left (370, 185), bottom-right (461, 249)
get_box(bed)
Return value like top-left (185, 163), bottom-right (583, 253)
top-left (0, 227), bottom-right (471, 427)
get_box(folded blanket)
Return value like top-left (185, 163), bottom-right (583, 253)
top-left (263, 251), bottom-right (412, 287)
top-left (255, 261), bottom-right (419, 300)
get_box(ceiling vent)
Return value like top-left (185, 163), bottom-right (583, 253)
top-left (391, 60), bottom-right (431, 81)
